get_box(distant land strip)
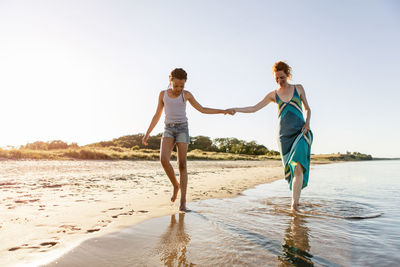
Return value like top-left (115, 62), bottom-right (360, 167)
top-left (0, 134), bottom-right (374, 162)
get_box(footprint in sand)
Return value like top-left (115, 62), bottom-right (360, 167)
top-left (86, 228), bottom-right (100, 233)
top-left (137, 210), bottom-right (149, 213)
top-left (15, 200), bottom-right (28, 204)
top-left (101, 207), bottom-right (123, 213)
top-left (9, 247), bottom-right (22, 251)
top-left (8, 241), bottom-right (58, 252)
top-left (58, 225), bottom-right (82, 233)
top-left (40, 242), bottom-right (58, 248)
top-left (111, 209), bottom-right (135, 218)
top-left (108, 207), bottom-right (124, 211)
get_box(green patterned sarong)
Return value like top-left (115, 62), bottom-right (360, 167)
top-left (276, 86), bottom-right (313, 190)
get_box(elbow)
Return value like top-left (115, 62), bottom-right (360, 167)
top-left (304, 108), bottom-right (311, 117)
top-left (153, 113), bottom-right (161, 121)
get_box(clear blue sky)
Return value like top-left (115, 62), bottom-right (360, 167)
top-left (0, 0), bottom-right (399, 157)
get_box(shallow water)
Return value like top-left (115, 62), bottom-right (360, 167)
top-left (49, 161), bottom-right (400, 266)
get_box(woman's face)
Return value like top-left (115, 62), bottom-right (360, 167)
top-left (274, 70), bottom-right (288, 87)
top-left (171, 78), bottom-right (186, 94)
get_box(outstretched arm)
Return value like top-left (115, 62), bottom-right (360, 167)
top-left (297, 84), bottom-right (311, 133)
top-left (231, 91), bottom-right (275, 113)
top-left (142, 91), bottom-right (164, 145)
top-left (186, 91), bottom-right (229, 114)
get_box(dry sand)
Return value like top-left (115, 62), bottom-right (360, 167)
top-left (0, 160), bottom-right (282, 266)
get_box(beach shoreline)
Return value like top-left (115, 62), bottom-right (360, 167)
top-left (1, 160), bottom-right (283, 266)
top-left (45, 160), bottom-right (400, 267)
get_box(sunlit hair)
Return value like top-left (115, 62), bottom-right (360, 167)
top-left (169, 68), bottom-right (187, 80)
top-left (272, 61), bottom-right (292, 79)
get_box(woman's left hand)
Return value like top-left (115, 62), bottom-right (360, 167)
top-left (302, 122), bottom-right (310, 134)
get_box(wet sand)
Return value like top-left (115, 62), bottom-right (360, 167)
top-left (44, 161), bottom-right (400, 267)
top-left (0, 160), bottom-right (282, 266)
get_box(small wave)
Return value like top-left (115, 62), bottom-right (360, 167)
top-left (253, 197), bottom-right (383, 220)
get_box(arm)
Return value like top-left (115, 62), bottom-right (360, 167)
top-left (297, 84), bottom-right (311, 133)
top-left (232, 91), bottom-right (275, 113)
top-left (142, 91), bottom-right (164, 145)
top-left (186, 91), bottom-right (228, 114)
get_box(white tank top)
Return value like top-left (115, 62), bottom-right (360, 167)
top-left (163, 90), bottom-right (188, 124)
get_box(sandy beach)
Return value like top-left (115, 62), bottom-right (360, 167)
top-left (0, 160), bottom-right (282, 266)
top-left (44, 160), bottom-right (400, 267)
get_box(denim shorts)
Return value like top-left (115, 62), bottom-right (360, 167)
top-left (163, 122), bottom-right (190, 143)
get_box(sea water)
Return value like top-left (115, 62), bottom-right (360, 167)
top-left (48, 161), bottom-right (400, 267)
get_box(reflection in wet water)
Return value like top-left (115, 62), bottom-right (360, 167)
top-left (279, 216), bottom-right (312, 267)
top-left (157, 214), bottom-right (193, 267)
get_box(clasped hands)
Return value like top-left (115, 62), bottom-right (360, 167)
top-left (224, 108), bottom-right (236, 115)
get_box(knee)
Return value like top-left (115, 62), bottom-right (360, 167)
top-left (178, 160), bottom-right (187, 172)
top-left (295, 163), bottom-right (303, 175)
top-left (160, 157), bottom-right (170, 167)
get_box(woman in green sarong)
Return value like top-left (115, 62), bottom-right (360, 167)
top-left (229, 61), bottom-right (313, 212)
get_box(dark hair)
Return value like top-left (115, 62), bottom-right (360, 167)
top-left (170, 68), bottom-right (187, 80)
top-left (272, 61), bottom-right (292, 79)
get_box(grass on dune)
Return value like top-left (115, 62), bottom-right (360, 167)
top-left (0, 146), bottom-right (373, 162)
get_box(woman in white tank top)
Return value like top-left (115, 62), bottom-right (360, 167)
top-left (142, 68), bottom-right (233, 211)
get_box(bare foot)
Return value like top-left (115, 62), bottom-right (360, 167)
top-left (291, 203), bottom-right (299, 213)
top-left (179, 205), bottom-right (191, 212)
top-left (171, 184), bottom-right (180, 202)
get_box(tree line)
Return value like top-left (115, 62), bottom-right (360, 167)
top-left (20, 134), bottom-right (279, 156)
top-left (91, 134), bottom-right (280, 156)
top-left (21, 140), bottom-right (79, 150)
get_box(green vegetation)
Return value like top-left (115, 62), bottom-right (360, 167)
top-left (88, 134), bottom-right (280, 156)
top-left (0, 134), bottom-right (373, 162)
top-left (311, 152), bottom-right (373, 162)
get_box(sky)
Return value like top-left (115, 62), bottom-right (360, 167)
top-left (0, 0), bottom-right (399, 157)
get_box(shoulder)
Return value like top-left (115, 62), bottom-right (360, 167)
top-left (158, 90), bottom-right (166, 103)
top-left (267, 90), bottom-right (276, 97)
top-left (295, 84), bottom-right (305, 92)
top-left (295, 84), bottom-right (306, 95)
top-left (266, 90), bottom-right (277, 102)
top-left (183, 90), bottom-right (193, 99)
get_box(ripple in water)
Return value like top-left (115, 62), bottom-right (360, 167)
top-left (256, 197), bottom-right (383, 220)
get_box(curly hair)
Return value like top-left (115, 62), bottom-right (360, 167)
top-left (272, 61), bottom-right (292, 79)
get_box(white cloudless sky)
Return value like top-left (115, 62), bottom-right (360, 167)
top-left (0, 0), bottom-right (399, 157)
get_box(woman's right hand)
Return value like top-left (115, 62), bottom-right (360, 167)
top-left (225, 108), bottom-right (236, 115)
top-left (142, 135), bottom-right (149, 146)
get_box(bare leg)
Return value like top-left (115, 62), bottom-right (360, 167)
top-left (176, 142), bottom-right (188, 211)
top-left (160, 137), bottom-right (180, 202)
top-left (291, 163), bottom-right (304, 212)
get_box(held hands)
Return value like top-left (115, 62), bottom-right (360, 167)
top-left (224, 108), bottom-right (236, 115)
